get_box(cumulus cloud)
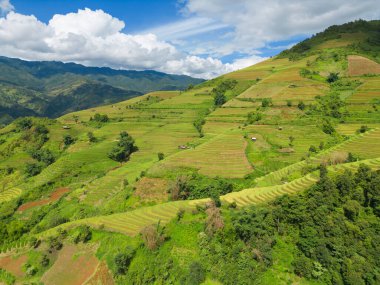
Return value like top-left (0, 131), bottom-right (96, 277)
top-left (184, 0), bottom-right (380, 54)
top-left (0, 8), bottom-right (258, 78)
top-left (0, 0), bottom-right (13, 14)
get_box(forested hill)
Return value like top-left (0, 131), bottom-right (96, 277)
top-left (0, 56), bottom-right (204, 124)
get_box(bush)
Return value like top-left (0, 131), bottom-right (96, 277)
top-left (187, 262), bottom-right (206, 285)
top-left (327, 72), bottom-right (339, 83)
top-left (158, 152), bottom-right (165, 161)
top-left (108, 132), bottom-right (138, 163)
top-left (356, 125), bottom-right (369, 134)
top-left (114, 247), bottom-right (135, 275)
top-left (287, 100), bottom-right (292, 107)
top-left (321, 119), bottom-right (335, 134)
top-left (298, 101), bottom-right (306, 110)
top-left (141, 224), bottom-right (165, 250)
top-left (30, 149), bottom-right (55, 165)
top-left (63, 134), bottom-right (75, 146)
top-left (214, 92), bottom-right (226, 106)
top-left (16, 118), bottom-right (33, 130)
top-left (73, 225), bottom-right (92, 244)
top-left (261, 98), bottom-right (272, 107)
top-left (24, 163), bottom-right (43, 177)
top-left (343, 200), bottom-right (361, 221)
top-left (87, 132), bottom-right (97, 142)
top-left (92, 113), bottom-right (109, 123)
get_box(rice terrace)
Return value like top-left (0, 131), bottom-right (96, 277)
top-left (0, 1), bottom-right (380, 285)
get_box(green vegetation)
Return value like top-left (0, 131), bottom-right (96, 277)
top-left (0, 57), bottom-right (204, 124)
top-left (0, 20), bottom-right (380, 285)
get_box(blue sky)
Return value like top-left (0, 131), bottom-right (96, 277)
top-left (0, 0), bottom-right (378, 78)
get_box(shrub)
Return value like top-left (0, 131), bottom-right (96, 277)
top-left (356, 125), bottom-right (369, 134)
top-left (298, 101), bottom-right (306, 110)
top-left (141, 224), bottom-right (166, 250)
top-left (108, 132), bottom-right (138, 163)
top-left (261, 98), bottom-right (272, 107)
top-left (87, 132), bottom-right (97, 142)
top-left (214, 92), bottom-right (226, 106)
top-left (92, 113), bottom-right (109, 123)
top-left (157, 152), bottom-right (165, 161)
top-left (205, 202), bottom-right (224, 236)
top-left (114, 247), bottom-right (135, 275)
top-left (287, 100), bottom-right (292, 107)
top-left (187, 262), bottom-right (206, 285)
top-left (327, 72), bottom-right (339, 83)
top-left (73, 225), bottom-right (92, 244)
top-left (24, 163), bottom-right (43, 177)
top-left (63, 134), bottom-right (75, 146)
top-left (343, 200), bottom-right (361, 221)
top-left (16, 118), bottom-right (33, 130)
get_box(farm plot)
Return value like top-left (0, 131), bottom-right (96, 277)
top-left (223, 157), bottom-right (380, 206)
top-left (80, 122), bottom-right (197, 205)
top-left (254, 128), bottom-right (380, 187)
top-left (0, 187), bottom-right (22, 203)
top-left (41, 157), bottom-right (380, 238)
top-left (347, 77), bottom-right (380, 104)
top-left (41, 244), bottom-right (99, 285)
top-left (348, 55), bottom-right (380, 76)
top-left (155, 131), bottom-right (253, 178)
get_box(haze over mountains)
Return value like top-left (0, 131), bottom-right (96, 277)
top-left (0, 56), bottom-right (203, 124)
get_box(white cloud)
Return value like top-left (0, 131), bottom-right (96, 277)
top-left (0, 0), bottom-right (13, 14)
top-left (140, 17), bottom-right (229, 40)
top-left (0, 8), bottom-right (258, 78)
top-left (184, 0), bottom-right (380, 54)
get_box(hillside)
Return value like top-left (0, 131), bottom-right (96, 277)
top-left (0, 20), bottom-right (380, 285)
top-left (0, 57), bottom-right (204, 124)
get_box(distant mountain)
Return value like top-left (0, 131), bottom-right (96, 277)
top-left (0, 57), bottom-right (204, 123)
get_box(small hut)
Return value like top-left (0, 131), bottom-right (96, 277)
top-left (278, 126), bottom-right (283, 130)
top-left (62, 125), bottom-right (71, 130)
top-left (251, 137), bottom-right (257, 141)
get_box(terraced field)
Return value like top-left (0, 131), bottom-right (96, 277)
top-left (41, 157), bottom-right (380, 238)
top-left (348, 55), bottom-right (380, 76)
top-left (154, 131), bottom-right (252, 178)
top-left (255, 128), bottom-right (380, 187)
top-left (347, 77), bottom-right (380, 104)
top-left (0, 188), bottom-right (22, 203)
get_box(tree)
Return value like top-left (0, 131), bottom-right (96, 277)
top-left (214, 92), bottom-right (226, 106)
top-left (187, 262), bottom-right (206, 285)
top-left (343, 200), bottom-right (361, 221)
top-left (261, 98), bottom-right (272, 107)
top-left (205, 202), bottom-right (224, 236)
top-left (16, 118), bottom-right (33, 130)
top-left (321, 119), bottom-right (335, 134)
top-left (73, 225), bottom-right (92, 243)
top-left (63, 134), bottom-right (75, 146)
top-left (24, 163), bottom-right (43, 177)
top-left (108, 132), bottom-right (138, 163)
top-left (114, 247), bottom-right (135, 275)
top-left (247, 112), bottom-right (262, 124)
top-left (327, 72), bottom-right (339, 83)
top-left (141, 224), bottom-right (165, 250)
top-left (309, 145), bottom-right (317, 153)
top-left (298, 101), bottom-right (306, 110)
top-left (158, 152), bottom-right (164, 161)
top-left (30, 148), bottom-right (55, 165)
top-left (92, 113), bottom-right (109, 123)
top-left (87, 132), bottom-right (96, 143)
